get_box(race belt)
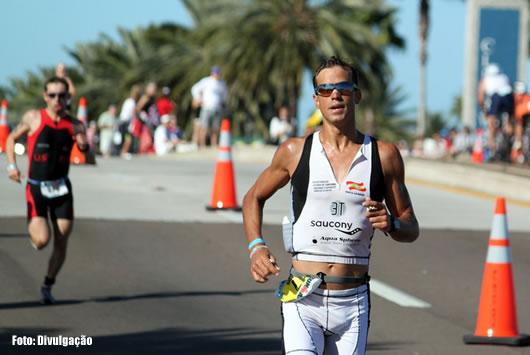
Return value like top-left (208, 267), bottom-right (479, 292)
top-left (276, 270), bottom-right (370, 303)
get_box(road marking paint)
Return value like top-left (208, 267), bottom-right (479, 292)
top-left (370, 279), bottom-right (431, 308)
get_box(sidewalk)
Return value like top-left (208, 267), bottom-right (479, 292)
top-left (405, 158), bottom-right (530, 206)
top-left (158, 143), bottom-right (530, 205)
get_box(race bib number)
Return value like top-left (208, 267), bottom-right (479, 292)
top-left (40, 178), bottom-right (69, 199)
top-left (276, 274), bottom-right (322, 303)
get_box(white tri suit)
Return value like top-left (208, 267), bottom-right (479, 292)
top-left (280, 131), bottom-right (386, 355)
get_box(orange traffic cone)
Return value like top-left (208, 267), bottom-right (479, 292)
top-left (464, 197), bottom-right (530, 346)
top-left (471, 128), bottom-right (484, 164)
top-left (206, 119), bottom-right (241, 211)
top-left (77, 96), bottom-right (87, 125)
top-left (70, 97), bottom-right (87, 165)
top-left (0, 99), bottom-right (9, 153)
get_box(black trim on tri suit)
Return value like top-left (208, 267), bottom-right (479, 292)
top-left (369, 137), bottom-right (385, 202)
top-left (290, 134), bottom-right (313, 224)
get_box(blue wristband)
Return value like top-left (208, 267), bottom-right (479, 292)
top-left (248, 237), bottom-right (266, 250)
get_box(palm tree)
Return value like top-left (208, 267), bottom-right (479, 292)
top-left (359, 83), bottom-right (415, 142)
top-left (4, 1), bottom-right (407, 141)
top-left (2, 68), bottom-right (57, 119)
top-left (183, 0), bottom-right (405, 138)
top-left (418, 0), bottom-right (429, 137)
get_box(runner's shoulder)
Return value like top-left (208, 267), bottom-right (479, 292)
top-left (22, 109), bottom-right (41, 123)
top-left (374, 138), bottom-right (403, 173)
top-left (274, 137), bottom-right (305, 162)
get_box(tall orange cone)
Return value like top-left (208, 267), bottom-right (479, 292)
top-left (0, 99), bottom-right (9, 153)
top-left (206, 119), bottom-right (241, 211)
top-left (471, 128), bottom-right (484, 164)
top-left (70, 97), bottom-right (87, 165)
top-left (77, 96), bottom-right (88, 125)
top-left (464, 197), bottom-right (530, 346)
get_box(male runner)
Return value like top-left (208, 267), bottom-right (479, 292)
top-left (243, 56), bottom-right (419, 354)
top-left (5, 77), bottom-right (88, 304)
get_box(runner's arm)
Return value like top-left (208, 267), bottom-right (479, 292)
top-left (364, 141), bottom-right (419, 242)
top-left (243, 141), bottom-right (296, 282)
top-left (6, 110), bottom-right (36, 182)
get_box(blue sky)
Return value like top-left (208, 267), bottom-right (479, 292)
top-left (0, 0), bottom-right (469, 127)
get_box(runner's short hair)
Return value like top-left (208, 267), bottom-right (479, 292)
top-left (44, 77), bottom-right (70, 93)
top-left (312, 56), bottom-right (359, 89)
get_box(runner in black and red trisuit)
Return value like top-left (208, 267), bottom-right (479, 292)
top-left (5, 76), bottom-right (88, 304)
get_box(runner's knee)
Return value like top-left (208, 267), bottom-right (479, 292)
top-left (31, 235), bottom-right (50, 250)
top-left (53, 219), bottom-right (73, 239)
top-left (28, 220), bottom-right (50, 249)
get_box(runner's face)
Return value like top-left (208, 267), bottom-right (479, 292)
top-left (44, 82), bottom-right (69, 114)
top-left (313, 66), bottom-right (359, 125)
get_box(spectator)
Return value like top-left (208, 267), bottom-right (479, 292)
top-left (477, 63), bottom-right (514, 159)
top-left (451, 126), bottom-right (474, 159)
top-left (136, 82), bottom-right (159, 154)
top-left (156, 86), bottom-right (176, 117)
top-left (119, 84), bottom-right (141, 159)
top-left (86, 120), bottom-right (97, 152)
top-left (422, 133), bottom-right (446, 159)
top-left (191, 66), bottom-right (228, 147)
top-left (512, 81), bottom-right (530, 162)
top-left (154, 114), bottom-right (177, 156)
top-left (167, 115), bottom-right (183, 143)
top-left (55, 63), bottom-right (77, 99)
top-left (269, 105), bottom-right (293, 145)
top-left (97, 104), bottom-right (117, 158)
top-left (137, 82), bottom-right (159, 128)
top-left (412, 136), bottom-right (424, 157)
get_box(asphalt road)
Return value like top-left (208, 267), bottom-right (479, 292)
top-left (1, 218), bottom-right (530, 354)
top-left (0, 152), bottom-right (529, 354)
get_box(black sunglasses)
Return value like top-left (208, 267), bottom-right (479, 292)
top-left (47, 92), bottom-right (69, 100)
top-left (315, 81), bottom-right (357, 97)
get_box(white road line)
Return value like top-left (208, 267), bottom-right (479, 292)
top-left (370, 279), bottom-right (431, 308)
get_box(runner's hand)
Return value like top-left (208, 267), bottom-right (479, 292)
top-left (363, 197), bottom-right (391, 232)
top-left (250, 247), bottom-right (280, 283)
top-left (8, 168), bottom-right (21, 183)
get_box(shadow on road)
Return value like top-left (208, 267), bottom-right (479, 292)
top-left (92, 289), bottom-right (274, 303)
top-left (1, 327), bottom-right (281, 354)
top-left (0, 233), bottom-right (27, 238)
top-left (0, 300), bottom-right (84, 310)
top-left (0, 289), bottom-right (274, 310)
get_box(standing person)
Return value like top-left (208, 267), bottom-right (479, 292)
top-left (97, 104), bottom-right (117, 158)
top-left (119, 84), bottom-right (142, 159)
top-left (191, 66), bottom-right (228, 147)
top-left (5, 77), bottom-right (88, 304)
top-left (477, 63), bottom-right (514, 160)
top-left (242, 57), bottom-right (419, 355)
top-left (55, 63), bottom-right (77, 99)
top-left (136, 82), bottom-right (159, 154)
top-left (136, 82), bottom-right (159, 129)
top-left (512, 81), bottom-right (530, 162)
top-left (269, 105), bottom-right (294, 145)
